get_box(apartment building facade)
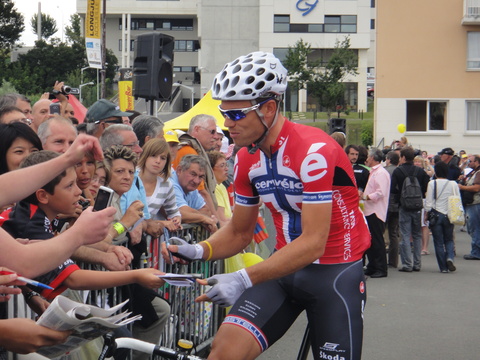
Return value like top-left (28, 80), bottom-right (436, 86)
top-left (76, 0), bottom-right (375, 112)
top-left (375, 0), bottom-right (480, 154)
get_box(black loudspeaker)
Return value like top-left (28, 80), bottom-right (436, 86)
top-left (328, 118), bottom-right (347, 135)
top-left (133, 33), bottom-right (174, 101)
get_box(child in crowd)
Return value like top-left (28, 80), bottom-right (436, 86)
top-left (138, 138), bottom-right (182, 231)
top-left (0, 150), bottom-right (165, 300)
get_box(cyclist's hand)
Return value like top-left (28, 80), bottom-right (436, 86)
top-left (167, 237), bottom-right (204, 262)
top-left (195, 269), bottom-right (252, 307)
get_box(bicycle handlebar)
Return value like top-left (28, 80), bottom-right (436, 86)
top-left (100, 337), bottom-right (204, 360)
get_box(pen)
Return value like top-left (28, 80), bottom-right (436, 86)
top-left (164, 229), bottom-right (175, 264)
top-left (0, 271), bottom-right (54, 290)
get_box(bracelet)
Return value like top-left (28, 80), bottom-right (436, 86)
top-left (203, 240), bottom-right (213, 261)
top-left (25, 291), bottom-right (40, 302)
top-left (113, 222), bottom-right (126, 236)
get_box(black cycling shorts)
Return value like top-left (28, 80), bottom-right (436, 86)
top-left (224, 260), bottom-right (366, 360)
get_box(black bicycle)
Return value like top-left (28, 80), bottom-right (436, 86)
top-left (98, 333), bottom-right (205, 360)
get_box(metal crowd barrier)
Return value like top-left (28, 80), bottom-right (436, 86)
top-left (7, 223), bottom-right (223, 359)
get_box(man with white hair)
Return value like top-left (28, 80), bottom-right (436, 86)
top-left (171, 114), bottom-right (219, 214)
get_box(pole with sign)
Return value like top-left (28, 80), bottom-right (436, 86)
top-left (85, 0), bottom-right (102, 70)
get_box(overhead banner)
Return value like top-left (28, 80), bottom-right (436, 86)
top-left (85, 0), bottom-right (102, 69)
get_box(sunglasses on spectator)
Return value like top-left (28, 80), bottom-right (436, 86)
top-left (200, 126), bottom-right (216, 135)
top-left (218, 99), bottom-right (271, 121)
top-left (13, 118), bottom-right (32, 125)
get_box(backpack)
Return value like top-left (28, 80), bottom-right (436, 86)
top-left (399, 166), bottom-right (423, 211)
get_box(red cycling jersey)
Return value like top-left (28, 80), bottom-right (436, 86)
top-left (234, 120), bottom-right (370, 264)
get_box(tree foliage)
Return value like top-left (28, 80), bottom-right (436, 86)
top-left (1, 13), bottom-right (118, 103)
top-left (284, 37), bottom-right (358, 115)
top-left (30, 13), bottom-right (58, 40)
top-left (0, 0), bottom-right (24, 56)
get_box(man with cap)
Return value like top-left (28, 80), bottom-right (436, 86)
top-left (438, 147), bottom-right (461, 181)
top-left (85, 99), bottom-right (133, 138)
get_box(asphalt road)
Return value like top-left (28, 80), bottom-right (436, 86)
top-left (258, 226), bottom-right (479, 360)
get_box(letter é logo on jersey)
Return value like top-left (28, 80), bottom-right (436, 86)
top-left (300, 143), bottom-right (328, 182)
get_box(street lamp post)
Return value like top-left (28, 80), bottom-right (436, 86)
top-left (79, 82), bottom-right (95, 104)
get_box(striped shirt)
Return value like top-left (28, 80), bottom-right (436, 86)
top-left (146, 177), bottom-right (181, 220)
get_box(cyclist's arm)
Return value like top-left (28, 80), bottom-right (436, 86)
top-left (196, 202), bottom-right (330, 288)
top-left (244, 202), bottom-right (331, 285)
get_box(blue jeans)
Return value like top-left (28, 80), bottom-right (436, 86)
top-left (466, 203), bottom-right (480, 258)
top-left (399, 207), bottom-right (422, 270)
top-left (430, 211), bottom-right (455, 272)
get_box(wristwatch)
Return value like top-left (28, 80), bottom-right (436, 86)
top-left (25, 290), bottom-right (40, 302)
top-left (52, 90), bottom-right (61, 96)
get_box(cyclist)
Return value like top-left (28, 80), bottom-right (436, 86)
top-left (166, 52), bottom-right (371, 360)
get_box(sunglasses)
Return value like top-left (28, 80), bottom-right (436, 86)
top-left (200, 126), bottom-right (217, 135)
top-left (218, 99), bottom-right (271, 121)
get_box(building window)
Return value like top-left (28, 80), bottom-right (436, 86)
top-left (118, 40), bottom-right (135, 51)
top-left (370, 19), bottom-right (375, 30)
top-left (406, 100), bottom-right (447, 131)
top-left (130, 18), bottom-right (193, 31)
top-left (467, 101), bottom-right (480, 130)
top-left (371, 0), bottom-right (375, 7)
top-left (467, 32), bottom-right (480, 70)
top-left (174, 40), bottom-right (199, 52)
top-left (324, 16), bottom-right (357, 33)
top-left (273, 15), bottom-right (356, 33)
top-left (274, 15), bottom-right (290, 32)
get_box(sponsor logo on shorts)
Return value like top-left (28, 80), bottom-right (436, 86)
top-left (224, 315), bottom-right (268, 352)
top-left (318, 342), bottom-right (347, 359)
top-left (359, 281), bottom-right (365, 294)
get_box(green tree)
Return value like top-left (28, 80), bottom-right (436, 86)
top-left (30, 13), bottom-right (58, 40)
top-left (65, 14), bottom-right (83, 45)
top-left (284, 37), bottom-right (358, 116)
top-left (0, 0), bottom-right (24, 57)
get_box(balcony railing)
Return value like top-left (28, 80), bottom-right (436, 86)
top-left (463, 0), bottom-right (480, 24)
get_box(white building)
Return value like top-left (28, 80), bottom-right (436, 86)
top-left (76, 0), bottom-right (375, 112)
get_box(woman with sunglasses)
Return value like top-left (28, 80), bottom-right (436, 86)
top-left (166, 52), bottom-right (370, 360)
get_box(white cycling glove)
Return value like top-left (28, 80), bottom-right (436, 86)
top-left (169, 237), bottom-right (204, 261)
top-left (205, 269), bottom-right (253, 307)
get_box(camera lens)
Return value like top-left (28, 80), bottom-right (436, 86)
top-left (61, 85), bottom-right (72, 94)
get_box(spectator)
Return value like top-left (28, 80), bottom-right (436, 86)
top-left (437, 147), bottom-right (461, 181)
top-left (171, 114), bottom-right (218, 215)
top-left (138, 138), bottom-right (181, 231)
top-left (171, 154), bottom-right (218, 233)
top-left (346, 144), bottom-right (370, 193)
top-left (131, 114), bottom-right (164, 147)
top-left (0, 106), bottom-right (31, 126)
top-left (362, 148), bottom-right (391, 278)
top-left (85, 99), bottom-right (132, 138)
top-left (391, 147), bottom-right (430, 272)
top-left (207, 151), bottom-right (231, 227)
top-left (0, 94), bottom-right (33, 122)
top-left (163, 129), bottom-right (180, 161)
top-left (100, 124), bottom-right (164, 244)
top-left (459, 155), bottom-right (480, 260)
top-left (38, 116), bottom-right (77, 153)
top-left (31, 99), bottom-right (52, 132)
top-left (424, 161), bottom-right (457, 272)
top-left (85, 161), bottom-right (107, 200)
top-left (103, 145), bottom-right (170, 360)
top-left (0, 122), bottom-right (42, 176)
top-left (414, 155), bottom-right (433, 255)
top-left (214, 126), bottom-right (224, 152)
top-left (330, 131), bottom-right (346, 148)
top-left (384, 151), bottom-right (400, 268)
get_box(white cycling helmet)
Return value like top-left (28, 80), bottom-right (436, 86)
top-left (211, 51), bottom-right (288, 101)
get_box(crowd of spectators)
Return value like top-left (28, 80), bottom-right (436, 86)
top-left (0, 86), bottom-right (236, 358)
top-left (335, 134), bottom-right (480, 277)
